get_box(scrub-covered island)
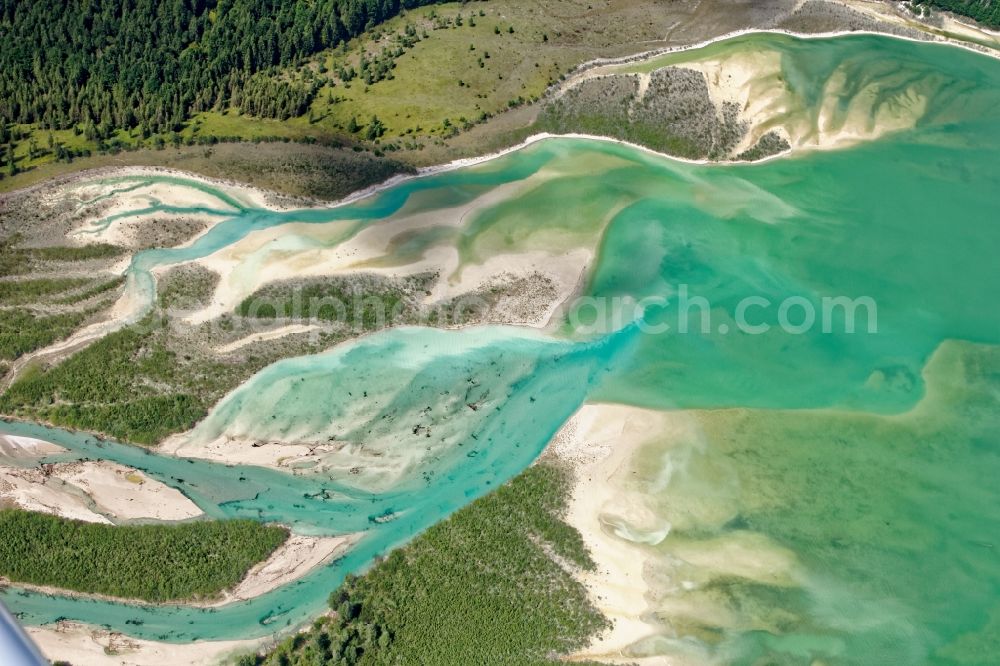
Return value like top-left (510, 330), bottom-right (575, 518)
top-left (2, 1), bottom-right (1000, 665)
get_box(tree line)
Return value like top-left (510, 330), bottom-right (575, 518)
top-left (0, 0), bottom-right (446, 137)
top-left (917, 0), bottom-right (1000, 28)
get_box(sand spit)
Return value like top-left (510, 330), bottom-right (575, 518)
top-left (0, 435), bottom-right (66, 459)
top-left (29, 622), bottom-right (263, 666)
top-left (213, 323), bottom-right (325, 354)
top-left (205, 533), bottom-right (359, 606)
top-left (158, 432), bottom-right (342, 472)
top-left (549, 404), bottom-right (677, 664)
top-left (0, 460), bottom-right (203, 523)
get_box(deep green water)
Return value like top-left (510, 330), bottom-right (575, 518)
top-left (3, 33), bottom-right (1000, 664)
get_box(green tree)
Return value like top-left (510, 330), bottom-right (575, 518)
top-left (364, 115), bottom-right (385, 141)
top-left (5, 144), bottom-right (15, 177)
top-left (0, 0), bottom-right (446, 137)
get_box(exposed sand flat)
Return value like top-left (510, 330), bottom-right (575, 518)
top-left (164, 324), bottom-right (560, 490)
top-left (0, 435), bottom-right (66, 459)
top-left (610, 45), bottom-right (926, 156)
top-left (674, 42), bottom-right (932, 153)
top-left (679, 50), bottom-right (793, 154)
top-left (29, 622), bottom-right (262, 666)
top-left (550, 404), bottom-right (801, 664)
top-left (421, 245), bottom-right (592, 329)
top-left (158, 433), bottom-right (343, 472)
top-left (213, 323), bottom-right (325, 354)
top-left (164, 430), bottom-right (441, 491)
top-left (0, 461), bottom-right (202, 523)
top-left (185, 177), bottom-right (597, 331)
top-left (163, 423), bottom-right (459, 491)
top-left (54, 461), bottom-right (203, 522)
top-left (446, 249), bottom-right (592, 328)
top-left (74, 210), bottom-right (220, 249)
top-left (64, 166), bottom-right (276, 213)
top-left (185, 179), bottom-right (533, 323)
top-left (0, 466), bottom-right (111, 523)
top-left (549, 404), bottom-right (677, 664)
top-left (184, 147), bottom-right (634, 333)
top-left (65, 179), bottom-right (239, 249)
top-left (206, 533), bottom-right (359, 606)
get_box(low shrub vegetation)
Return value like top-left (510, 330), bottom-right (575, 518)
top-left (0, 510), bottom-right (288, 602)
top-left (244, 464), bottom-right (608, 665)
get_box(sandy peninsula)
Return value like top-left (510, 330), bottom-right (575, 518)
top-left (203, 532), bottom-right (359, 606)
top-left (0, 435), bottom-right (66, 459)
top-left (549, 403), bottom-right (802, 665)
top-left (0, 460), bottom-right (203, 524)
top-left (547, 404), bottom-right (677, 664)
top-left (28, 622), bottom-right (264, 666)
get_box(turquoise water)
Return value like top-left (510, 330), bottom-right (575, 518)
top-left (1, 324), bottom-right (634, 640)
top-left (2, 33), bottom-right (1000, 663)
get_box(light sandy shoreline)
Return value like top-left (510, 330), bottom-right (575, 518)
top-left (204, 533), bottom-right (359, 606)
top-left (548, 404), bottom-right (676, 664)
top-left (0, 434), bottom-right (66, 459)
top-left (548, 403), bottom-right (807, 665)
top-left (556, 2), bottom-right (1000, 81)
top-left (28, 623), bottom-right (264, 666)
top-left (0, 460), bottom-right (203, 524)
top-left (1, 12), bottom-right (994, 215)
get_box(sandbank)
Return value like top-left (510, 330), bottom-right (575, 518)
top-left (28, 622), bottom-right (263, 666)
top-left (0, 460), bottom-right (203, 523)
